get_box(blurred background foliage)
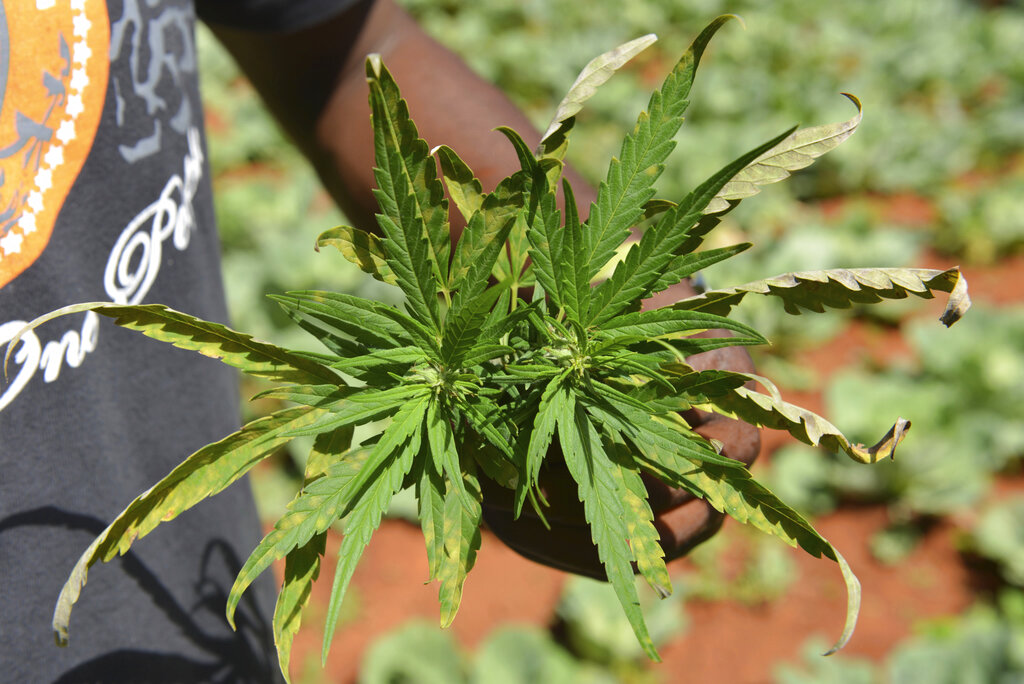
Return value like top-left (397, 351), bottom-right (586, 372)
top-left (196, 0), bottom-right (1023, 681)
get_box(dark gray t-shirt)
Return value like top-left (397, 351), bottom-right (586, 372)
top-left (0, 1), bottom-right (354, 681)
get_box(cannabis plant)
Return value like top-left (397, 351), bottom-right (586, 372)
top-left (9, 16), bottom-right (970, 680)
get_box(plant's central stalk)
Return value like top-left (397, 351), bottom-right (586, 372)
top-left (412, 363), bottom-right (476, 400)
top-left (544, 343), bottom-right (590, 380)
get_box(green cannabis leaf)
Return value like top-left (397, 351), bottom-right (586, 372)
top-left (6, 16), bottom-right (974, 681)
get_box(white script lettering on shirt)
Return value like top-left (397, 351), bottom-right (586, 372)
top-left (0, 127), bottom-right (204, 414)
top-left (105, 127), bottom-right (203, 305)
top-left (0, 311), bottom-right (99, 413)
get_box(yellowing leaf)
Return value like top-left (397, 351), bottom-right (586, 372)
top-left (5, 302), bottom-right (338, 385)
top-left (677, 267), bottom-right (971, 328)
top-left (434, 144), bottom-right (484, 223)
top-left (540, 33), bottom-right (658, 143)
top-left (639, 446), bottom-right (860, 656)
top-left (274, 534), bottom-right (326, 684)
top-left (316, 225), bottom-right (397, 285)
top-left (696, 385), bottom-right (911, 464)
top-left (704, 94), bottom-right (863, 215)
top-left (438, 459), bottom-right (483, 628)
top-left (612, 453), bottom-right (672, 598)
top-left (53, 406), bottom-right (325, 646)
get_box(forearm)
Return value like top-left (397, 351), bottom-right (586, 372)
top-left (208, 0), bottom-right (594, 241)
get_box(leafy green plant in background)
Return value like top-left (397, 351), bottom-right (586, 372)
top-left (555, 576), bottom-right (686, 669)
top-left (966, 497), bottom-right (1024, 588)
top-left (681, 522), bottom-right (797, 606)
top-left (932, 168), bottom-right (1024, 265)
top-left (360, 577), bottom-right (686, 684)
top-left (359, 620), bottom-right (620, 684)
top-left (776, 589), bottom-right (1024, 684)
top-left (7, 17), bottom-right (972, 681)
top-left (367, 585), bottom-right (1024, 684)
top-left (774, 638), bottom-right (878, 684)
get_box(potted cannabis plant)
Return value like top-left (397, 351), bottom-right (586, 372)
top-left (8, 16), bottom-right (969, 681)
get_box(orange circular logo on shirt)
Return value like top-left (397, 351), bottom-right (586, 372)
top-left (0, 0), bottom-right (109, 288)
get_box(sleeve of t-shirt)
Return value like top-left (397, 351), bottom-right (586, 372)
top-left (195, 0), bottom-right (365, 33)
